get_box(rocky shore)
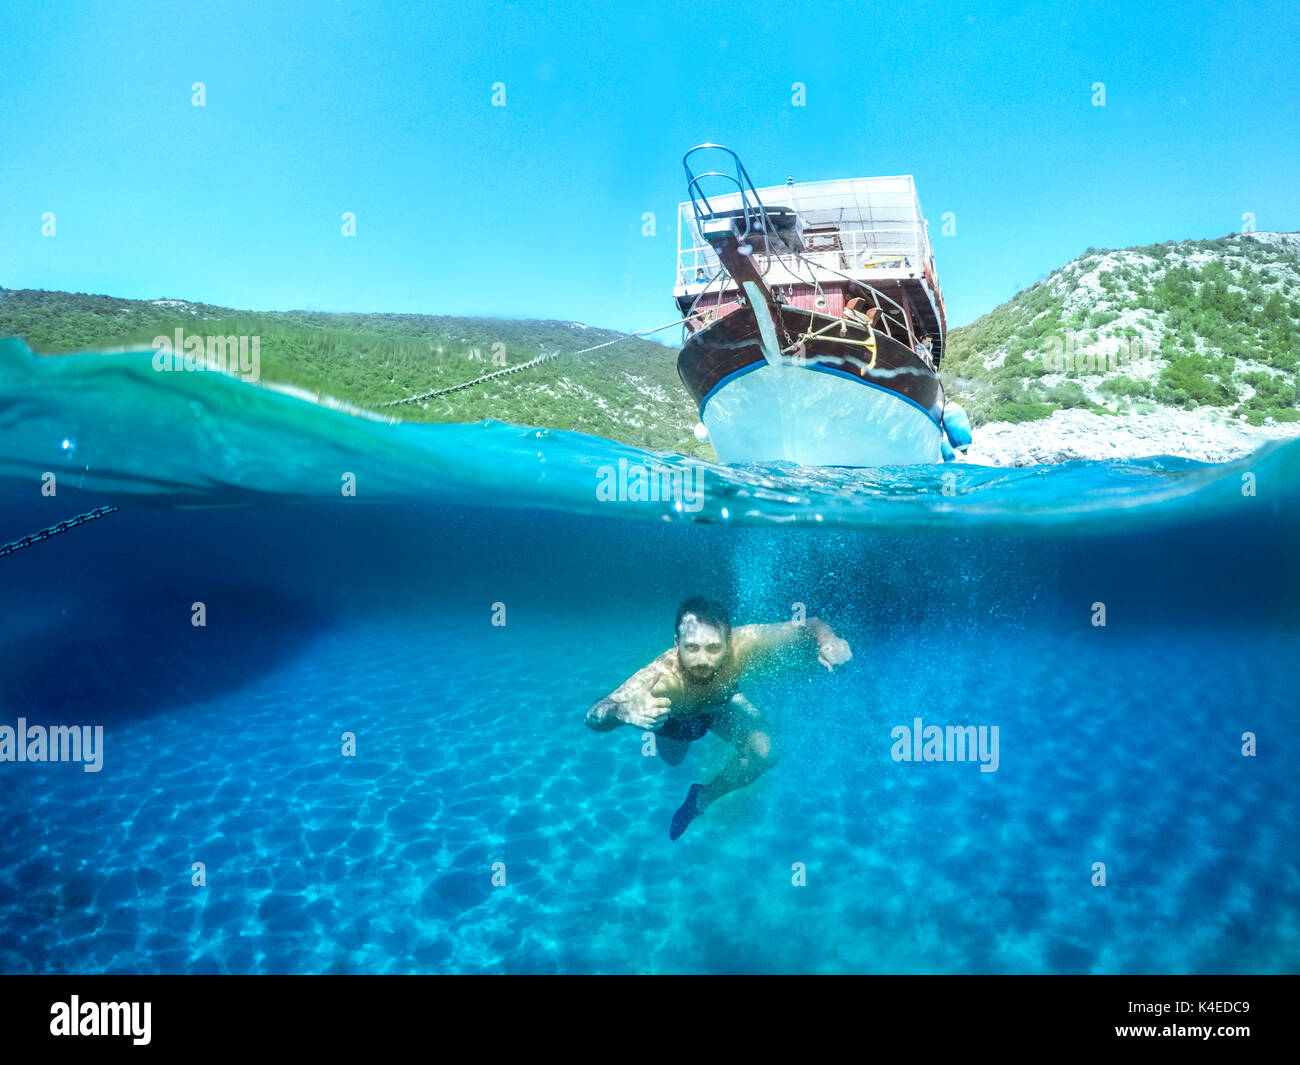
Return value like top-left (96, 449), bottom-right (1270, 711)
top-left (964, 407), bottom-right (1300, 466)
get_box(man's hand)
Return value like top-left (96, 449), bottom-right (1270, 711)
top-left (816, 635), bottom-right (853, 672)
top-left (612, 683), bottom-right (674, 730)
top-left (587, 662), bottom-right (677, 731)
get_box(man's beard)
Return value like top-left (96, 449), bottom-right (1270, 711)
top-left (685, 663), bottom-right (718, 683)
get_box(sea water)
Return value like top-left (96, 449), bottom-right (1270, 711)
top-left (0, 340), bottom-right (1296, 974)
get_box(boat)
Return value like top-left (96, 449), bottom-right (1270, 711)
top-left (672, 144), bottom-right (969, 466)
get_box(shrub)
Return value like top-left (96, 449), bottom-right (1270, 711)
top-left (1099, 375), bottom-right (1152, 398)
top-left (1158, 352), bottom-right (1237, 407)
top-left (1045, 381), bottom-right (1089, 407)
top-left (1241, 372), bottom-right (1296, 410)
top-left (1244, 408), bottom-right (1300, 426)
top-left (986, 399), bottom-right (1058, 423)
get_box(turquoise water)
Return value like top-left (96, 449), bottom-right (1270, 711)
top-left (1, 340), bottom-right (1297, 974)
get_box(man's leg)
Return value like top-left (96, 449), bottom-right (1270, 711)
top-left (654, 734), bottom-right (690, 766)
top-left (654, 714), bottom-right (711, 766)
top-left (669, 694), bottom-right (778, 839)
top-left (699, 693), bottom-right (779, 807)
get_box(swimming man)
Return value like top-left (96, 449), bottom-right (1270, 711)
top-left (585, 597), bottom-right (852, 839)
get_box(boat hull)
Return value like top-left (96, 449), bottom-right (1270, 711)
top-left (677, 305), bottom-right (945, 466)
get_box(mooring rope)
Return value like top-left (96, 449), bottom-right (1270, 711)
top-left (378, 315), bottom-right (695, 408)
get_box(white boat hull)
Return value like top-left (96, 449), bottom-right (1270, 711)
top-left (701, 362), bottom-right (943, 466)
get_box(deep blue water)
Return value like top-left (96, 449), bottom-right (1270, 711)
top-left (0, 342), bottom-right (1297, 974)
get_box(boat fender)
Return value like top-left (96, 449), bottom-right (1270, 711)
top-left (940, 438), bottom-right (956, 462)
top-left (943, 402), bottom-right (973, 452)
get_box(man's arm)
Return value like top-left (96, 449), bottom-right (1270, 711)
top-left (585, 695), bottom-right (623, 731)
top-left (585, 659), bottom-right (674, 731)
top-left (733, 618), bottom-right (853, 672)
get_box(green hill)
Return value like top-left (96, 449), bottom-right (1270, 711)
top-left (941, 231), bottom-right (1300, 427)
top-left (0, 288), bottom-right (712, 458)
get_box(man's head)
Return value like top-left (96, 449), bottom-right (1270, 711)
top-left (674, 597), bottom-right (732, 684)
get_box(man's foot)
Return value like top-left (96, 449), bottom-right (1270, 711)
top-left (669, 783), bottom-right (706, 841)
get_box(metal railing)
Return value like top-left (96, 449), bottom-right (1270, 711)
top-left (683, 144), bottom-right (777, 243)
top-left (676, 224), bottom-right (927, 287)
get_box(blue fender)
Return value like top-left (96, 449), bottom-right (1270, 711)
top-left (943, 402), bottom-right (973, 453)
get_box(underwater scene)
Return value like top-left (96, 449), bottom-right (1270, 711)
top-left (1, 342), bottom-right (1295, 975)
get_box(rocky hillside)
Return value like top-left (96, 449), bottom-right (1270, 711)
top-left (942, 231), bottom-right (1300, 436)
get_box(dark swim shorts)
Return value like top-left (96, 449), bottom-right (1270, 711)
top-left (657, 713), bottom-right (715, 742)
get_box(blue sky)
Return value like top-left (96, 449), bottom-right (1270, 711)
top-left (1, 0), bottom-right (1297, 342)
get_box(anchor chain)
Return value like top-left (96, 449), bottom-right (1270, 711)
top-left (0, 505), bottom-right (120, 559)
